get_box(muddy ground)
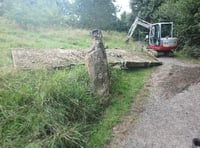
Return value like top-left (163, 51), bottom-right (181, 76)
top-left (108, 57), bottom-right (200, 148)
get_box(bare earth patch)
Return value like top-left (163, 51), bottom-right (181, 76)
top-left (108, 57), bottom-right (200, 148)
top-left (11, 48), bottom-right (161, 69)
top-left (11, 48), bottom-right (86, 69)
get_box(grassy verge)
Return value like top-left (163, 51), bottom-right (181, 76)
top-left (0, 17), bottom-right (153, 147)
top-left (87, 68), bottom-right (153, 147)
top-left (174, 51), bottom-right (200, 63)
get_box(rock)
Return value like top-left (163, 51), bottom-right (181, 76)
top-left (85, 29), bottom-right (110, 97)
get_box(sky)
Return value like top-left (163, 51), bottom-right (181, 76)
top-left (114, 0), bottom-right (132, 17)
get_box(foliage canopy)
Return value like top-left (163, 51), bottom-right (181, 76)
top-left (0, 0), bottom-right (119, 30)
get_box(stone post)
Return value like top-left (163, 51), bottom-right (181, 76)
top-left (85, 29), bottom-right (110, 97)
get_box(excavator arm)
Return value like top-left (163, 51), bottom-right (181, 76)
top-left (126, 17), bottom-right (151, 43)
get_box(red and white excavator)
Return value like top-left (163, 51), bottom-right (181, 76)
top-left (126, 17), bottom-right (178, 56)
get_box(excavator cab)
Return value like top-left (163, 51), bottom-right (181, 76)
top-left (149, 22), bottom-right (177, 51)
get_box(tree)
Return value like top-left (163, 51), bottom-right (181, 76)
top-left (154, 0), bottom-right (200, 57)
top-left (1, 0), bottom-right (119, 30)
top-left (128, 0), bottom-right (165, 40)
top-left (73, 0), bottom-right (118, 30)
top-left (114, 11), bottom-right (131, 32)
top-left (130, 0), bottom-right (164, 22)
top-left (1, 0), bottom-right (72, 28)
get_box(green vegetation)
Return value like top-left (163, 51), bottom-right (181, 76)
top-left (0, 18), bottom-right (152, 147)
top-left (1, 0), bottom-right (199, 57)
top-left (0, 17), bottom-right (136, 67)
top-left (0, 67), bottom-right (94, 147)
top-left (0, 0), bottom-right (120, 30)
top-left (174, 51), bottom-right (200, 62)
top-left (0, 0), bottom-right (199, 146)
top-left (87, 68), bottom-right (152, 147)
top-left (0, 66), bottom-right (152, 148)
top-left (72, 0), bottom-right (117, 29)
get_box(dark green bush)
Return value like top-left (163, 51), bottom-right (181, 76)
top-left (181, 44), bottom-right (200, 58)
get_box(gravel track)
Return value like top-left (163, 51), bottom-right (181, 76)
top-left (108, 57), bottom-right (200, 148)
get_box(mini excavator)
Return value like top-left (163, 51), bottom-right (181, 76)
top-left (126, 17), bottom-right (178, 56)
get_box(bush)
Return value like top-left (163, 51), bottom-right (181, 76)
top-left (181, 44), bottom-right (200, 58)
top-left (153, 0), bottom-right (200, 58)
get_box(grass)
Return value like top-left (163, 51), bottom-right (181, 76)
top-left (0, 17), bottom-right (153, 147)
top-left (0, 67), bottom-right (97, 147)
top-left (174, 50), bottom-right (200, 63)
top-left (87, 68), bottom-right (153, 147)
top-left (0, 67), bottom-right (152, 148)
top-left (0, 17), bottom-right (136, 67)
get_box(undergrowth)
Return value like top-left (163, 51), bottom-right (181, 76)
top-left (0, 67), bottom-right (152, 147)
top-left (174, 50), bottom-right (200, 62)
top-left (0, 67), bottom-right (97, 147)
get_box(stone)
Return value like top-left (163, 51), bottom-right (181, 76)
top-left (85, 29), bottom-right (110, 97)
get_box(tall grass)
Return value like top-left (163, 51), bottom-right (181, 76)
top-left (0, 17), bottom-right (153, 147)
top-left (0, 66), bottom-right (152, 147)
top-left (0, 67), bottom-right (97, 147)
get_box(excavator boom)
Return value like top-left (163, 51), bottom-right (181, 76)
top-left (127, 17), bottom-right (151, 40)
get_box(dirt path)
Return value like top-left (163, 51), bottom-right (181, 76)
top-left (108, 57), bottom-right (200, 148)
